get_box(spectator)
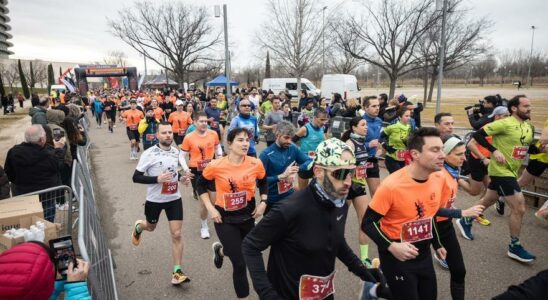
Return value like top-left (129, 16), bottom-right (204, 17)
top-left (329, 93), bottom-right (344, 117)
top-left (1, 94), bottom-right (7, 114)
top-left (29, 97), bottom-right (49, 125)
top-left (31, 93), bottom-right (40, 107)
top-left (17, 93), bottom-right (24, 108)
top-left (342, 98), bottom-right (360, 118)
top-left (7, 93), bottom-right (14, 113)
top-left (298, 90), bottom-right (309, 111)
top-left (4, 125), bottom-right (66, 222)
top-left (0, 166), bottom-right (10, 199)
top-left (382, 98), bottom-right (400, 123)
top-left (0, 241), bottom-right (91, 300)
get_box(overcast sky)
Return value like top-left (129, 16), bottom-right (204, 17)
top-left (8, 0), bottom-right (548, 74)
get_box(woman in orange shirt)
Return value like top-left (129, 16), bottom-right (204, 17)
top-left (197, 127), bottom-right (268, 300)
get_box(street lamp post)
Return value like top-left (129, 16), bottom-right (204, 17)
top-left (322, 6), bottom-right (327, 76)
top-left (435, 0), bottom-right (448, 115)
top-left (215, 4), bottom-right (232, 100)
top-left (526, 25), bottom-right (536, 87)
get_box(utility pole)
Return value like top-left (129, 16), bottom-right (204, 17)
top-left (216, 4), bottom-right (232, 100)
top-left (435, 0), bottom-right (448, 115)
top-left (322, 6), bottom-right (327, 76)
top-left (527, 25), bottom-right (536, 87)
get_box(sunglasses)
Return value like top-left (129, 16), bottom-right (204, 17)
top-left (240, 104), bottom-right (251, 107)
top-left (319, 167), bottom-right (355, 181)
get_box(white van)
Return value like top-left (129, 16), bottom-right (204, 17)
top-left (320, 74), bottom-right (360, 101)
top-left (262, 78), bottom-right (320, 98)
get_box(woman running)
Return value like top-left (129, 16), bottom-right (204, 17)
top-left (197, 127), bottom-right (268, 300)
top-left (340, 116), bottom-right (372, 266)
top-left (381, 106), bottom-right (412, 173)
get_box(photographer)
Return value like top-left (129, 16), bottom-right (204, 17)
top-left (466, 95), bottom-right (501, 130)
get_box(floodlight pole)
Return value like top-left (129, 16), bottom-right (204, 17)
top-left (435, 0), bottom-right (447, 115)
top-left (526, 25), bottom-right (536, 87)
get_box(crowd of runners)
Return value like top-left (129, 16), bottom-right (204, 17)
top-left (82, 87), bottom-right (546, 299)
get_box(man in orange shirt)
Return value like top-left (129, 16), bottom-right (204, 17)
top-left (121, 100), bottom-right (145, 160)
top-left (179, 112), bottom-right (222, 239)
top-left (151, 99), bottom-right (164, 122)
top-left (168, 100), bottom-right (192, 145)
top-left (362, 127), bottom-right (450, 300)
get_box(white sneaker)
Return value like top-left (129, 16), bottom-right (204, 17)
top-left (200, 227), bottom-right (210, 239)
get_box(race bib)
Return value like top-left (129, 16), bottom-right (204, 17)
top-left (178, 129), bottom-right (185, 136)
top-left (129, 124), bottom-right (138, 130)
top-left (401, 218), bottom-right (433, 243)
top-left (223, 191), bottom-right (247, 211)
top-left (299, 271), bottom-right (336, 300)
top-left (512, 146), bottom-right (528, 160)
top-left (308, 151), bottom-right (316, 159)
top-left (197, 159), bottom-right (211, 171)
top-left (277, 178), bottom-right (294, 194)
top-left (145, 134), bottom-right (156, 142)
top-left (355, 165), bottom-right (367, 180)
top-left (396, 150), bottom-right (406, 161)
top-left (211, 121), bottom-right (219, 128)
top-left (161, 181), bottom-right (178, 195)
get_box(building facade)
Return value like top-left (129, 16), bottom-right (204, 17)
top-left (0, 0), bottom-right (12, 58)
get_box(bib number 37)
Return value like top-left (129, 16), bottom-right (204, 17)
top-left (299, 271), bottom-right (336, 300)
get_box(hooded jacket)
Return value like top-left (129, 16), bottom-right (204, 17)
top-left (30, 106), bottom-right (48, 125)
top-left (46, 110), bottom-right (72, 166)
top-left (4, 142), bottom-right (64, 196)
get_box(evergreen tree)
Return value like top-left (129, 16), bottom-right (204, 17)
top-left (29, 61), bottom-right (36, 93)
top-left (0, 72), bottom-right (5, 97)
top-left (265, 51), bottom-right (271, 79)
top-left (47, 64), bottom-right (55, 93)
top-left (18, 59), bottom-right (30, 99)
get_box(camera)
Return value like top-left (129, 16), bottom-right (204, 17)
top-left (53, 128), bottom-right (65, 141)
top-left (464, 100), bottom-right (485, 116)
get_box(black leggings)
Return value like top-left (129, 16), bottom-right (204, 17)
top-left (438, 220), bottom-right (466, 300)
top-left (385, 155), bottom-right (406, 174)
top-left (379, 247), bottom-right (437, 300)
top-left (214, 219), bottom-right (254, 298)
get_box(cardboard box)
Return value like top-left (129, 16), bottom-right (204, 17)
top-left (0, 216), bottom-right (60, 253)
top-left (0, 195), bottom-right (44, 233)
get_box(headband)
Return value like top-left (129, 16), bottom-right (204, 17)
top-left (443, 136), bottom-right (461, 154)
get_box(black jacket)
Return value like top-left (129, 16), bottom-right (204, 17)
top-left (4, 143), bottom-right (64, 195)
top-left (242, 182), bottom-right (374, 300)
top-left (0, 166), bottom-right (10, 199)
top-left (468, 107), bottom-right (493, 130)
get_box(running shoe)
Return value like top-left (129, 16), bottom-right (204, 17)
top-left (131, 220), bottom-right (144, 246)
top-left (200, 227), bottom-right (210, 239)
top-left (456, 218), bottom-right (474, 240)
top-left (433, 253), bottom-right (449, 269)
top-left (475, 215), bottom-right (491, 226)
top-left (171, 270), bottom-right (190, 285)
top-left (507, 244), bottom-right (536, 263)
top-left (496, 197), bottom-right (505, 215)
top-left (212, 242), bottom-right (224, 269)
top-left (359, 281), bottom-right (378, 300)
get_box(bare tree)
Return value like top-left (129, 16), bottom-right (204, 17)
top-left (335, 0), bottom-right (440, 98)
top-left (326, 41), bottom-right (362, 74)
top-left (416, 0), bottom-right (491, 102)
top-left (22, 60), bottom-right (48, 89)
top-left (256, 0), bottom-right (324, 95)
top-left (474, 54), bottom-right (497, 86)
top-left (109, 1), bottom-right (222, 88)
top-left (103, 50), bottom-right (128, 67)
top-left (0, 61), bottom-right (19, 93)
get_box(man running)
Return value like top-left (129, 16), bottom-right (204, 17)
top-left (204, 97), bottom-right (223, 140)
top-left (121, 100), bottom-right (145, 160)
top-left (228, 99), bottom-right (260, 157)
top-left (130, 122), bottom-right (190, 285)
top-left (259, 120), bottom-right (312, 213)
top-left (243, 138), bottom-right (390, 300)
top-left (138, 107), bottom-right (160, 150)
top-left (179, 112), bottom-right (222, 239)
top-left (362, 127), bottom-right (449, 300)
top-left (168, 100), bottom-right (193, 146)
top-left (262, 96), bottom-right (285, 147)
top-left (457, 95), bottom-right (536, 263)
top-left (362, 96), bottom-right (383, 196)
top-left (434, 112), bottom-right (455, 139)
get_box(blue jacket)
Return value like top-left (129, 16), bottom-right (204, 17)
top-left (259, 143), bottom-right (311, 203)
top-left (363, 113), bottom-right (383, 157)
top-left (229, 114), bottom-right (259, 155)
top-left (92, 100), bottom-right (103, 114)
top-left (51, 281), bottom-right (91, 300)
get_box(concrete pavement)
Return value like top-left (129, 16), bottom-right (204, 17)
top-left (87, 115), bottom-right (548, 299)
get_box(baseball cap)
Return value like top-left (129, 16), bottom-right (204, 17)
top-left (488, 106), bottom-right (509, 118)
top-left (314, 138), bottom-right (356, 167)
top-left (175, 100), bottom-right (184, 106)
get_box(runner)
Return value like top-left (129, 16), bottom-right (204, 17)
top-left (362, 96), bottom-right (383, 196)
top-left (179, 112), bottom-right (222, 239)
top-left (362, 127), bottom-right (449, 300)
top-left (228, 99), bottom-right (260, 157)
top-left (381, 106), bottom-right (412, 173)
top-left (261, 96), bottom-right (284, 147)
top-left (168, 100), bottom-right (193, 146)
top-left (434, 136), bottom-right (485, 300)
top-left (103, 95), bottom-right (117, 133)
top-left (151, 99), bottom-right (164, 122)
top-left (517, 118), bottom-right (547, 189)
top-left (293, 107), bottom-right (329, 188)
top-left (204, 97), bottom-right (223, 140)
top-left (258, 120), bottom-right (311, 214)
top-left (197, 127), bottom-right (267, 300)
top-left (130, 122), bottom-right (191, 285)
top-left (457, 95), bottom-right (536, 263)
top-left (434, 112), bottom-right (455, 139)
top-left (120, 100), bottom-right (145, 160)
top-left (341, 116), bottom-right (373, 265)
top-left (92, 95), bottom-right (104, 128)
top-left (242, 138), bottom-right (390, 300)
top-left (138, 107), bottom-right (160, 150)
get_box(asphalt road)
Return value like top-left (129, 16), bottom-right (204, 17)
top-left (87, 116), bottom-right (547, 300)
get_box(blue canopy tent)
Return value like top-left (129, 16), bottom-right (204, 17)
top-left (206, 75), bottom-right (239, 87)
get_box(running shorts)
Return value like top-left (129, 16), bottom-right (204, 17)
top-left (526, 158), bottom-right (547, 177)
top-left (488, 176), bottom-right (521, 196)
top-left (144, 198), bottom-right (183, 224)
top-left (468, 156), bottom-right (487, 182)
top-left (366, 158), bottom-right (380, 179)
top-left (126, 128), bottom-right (140, 142)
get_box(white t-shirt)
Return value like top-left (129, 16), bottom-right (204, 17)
top-left (136, 145), bottom-right (181, 203)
